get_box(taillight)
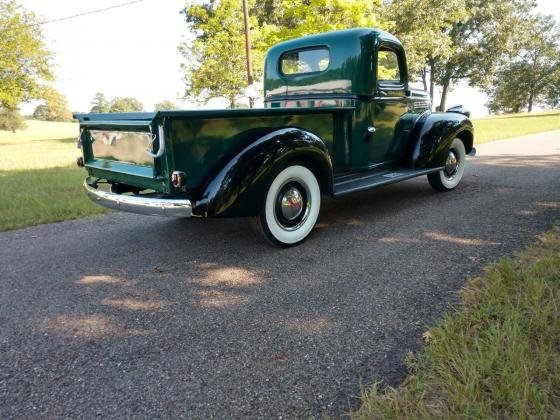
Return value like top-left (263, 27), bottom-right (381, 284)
top-left (171, 171), bottom-right (186, 188)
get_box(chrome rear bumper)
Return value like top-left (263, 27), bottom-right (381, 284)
top-left (84, 178), bottom-right (192, 218)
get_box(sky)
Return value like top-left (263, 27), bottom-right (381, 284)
top-left (20, 0), bottom-right (189, 114)
top-left (19, 0), bottom-right (560, 117)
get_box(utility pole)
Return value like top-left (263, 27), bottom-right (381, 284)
top-left (242, 0), bottom-right (254, 108)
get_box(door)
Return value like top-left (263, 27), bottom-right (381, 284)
top-left (351, 43), bottom-right (409, 169)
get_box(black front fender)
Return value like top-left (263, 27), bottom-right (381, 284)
top-left (193, 128), bottom-right (333, 218)
top-left (407, 111), bottom-right (474, 169)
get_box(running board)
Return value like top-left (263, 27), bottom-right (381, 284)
top-left (333, 167), bottom-right (444, 197)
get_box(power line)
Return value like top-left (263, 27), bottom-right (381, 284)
top-left (35, 0), bottom-right (145, 27)
top-left (0, 0), bottom-right (145, 33)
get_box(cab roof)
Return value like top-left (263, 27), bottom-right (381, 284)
top-left (264, 28), bottom-right (404, 99)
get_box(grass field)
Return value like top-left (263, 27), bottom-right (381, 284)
top-left (0, 110), bottom-right (559, 232)
top-left (0, 120), bottom-right (108, 232)
top-left (473, 110), bottom-right (560, 144)
top-left (356, 223), bottom-right (560, 418)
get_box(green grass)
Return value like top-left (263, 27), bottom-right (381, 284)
top-left (1, 120), bottom-right (78, 143)
top-left (0, 120), bottom-right (108, 232)
top-left (473, 110), bottom-right (560, 144)
top-left (356, 223), bottom-right (560, 419)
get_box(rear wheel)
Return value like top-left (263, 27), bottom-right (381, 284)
top-left (256, 164), bottom-right (321, 247)
top-left (428, 138), bottom-right (466, 191)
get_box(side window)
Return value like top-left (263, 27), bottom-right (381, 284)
top-left (377, 47), bottom-right (401, 83)
top-left (280, 48), bottom-right (330, 76)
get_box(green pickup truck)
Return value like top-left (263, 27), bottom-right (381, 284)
top-left (75, 28), bottom-right (475, 246)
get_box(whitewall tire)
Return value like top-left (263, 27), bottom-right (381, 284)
top-left (257, 164), bottom-right (321, 247)
top-left (428, 138), bottom-right (466, 191)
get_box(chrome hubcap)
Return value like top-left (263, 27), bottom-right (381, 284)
top-left (280, 187), bottom-right (304, 221)
top-left (445, 150), bottom-right (459, 177)
top-left (274, 180), bottom-right (310, 231)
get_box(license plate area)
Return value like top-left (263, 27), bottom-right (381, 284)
top-left (90, 130), bottom-right (154, 167)
top-left (79, 117), bottom-right (173, 193)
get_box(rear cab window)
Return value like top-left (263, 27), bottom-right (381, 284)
top-left (377, 46), bottom-right (402, 84)
top-left (280, 47), bottom-right (330, 76)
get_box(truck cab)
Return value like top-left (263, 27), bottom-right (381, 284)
top-left (264, 28), bottom-right (433, 171)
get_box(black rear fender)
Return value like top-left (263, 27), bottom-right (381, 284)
top-left (407, 111), bottom-right (474, 169)
top-left (194, 128), bottom-right (333, 218)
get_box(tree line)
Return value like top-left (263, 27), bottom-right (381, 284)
top-left (1, 0), bottom-right (558, 131)
top-left (182, 0), bottom-right (559, 112)
top-left (88, 93), bottom-right (177, 113)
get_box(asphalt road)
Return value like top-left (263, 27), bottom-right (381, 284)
top-left (1, 131), bottom-right (559, 418)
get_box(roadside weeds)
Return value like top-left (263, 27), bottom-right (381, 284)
top-left (356, 223), bottom-right (560, 419)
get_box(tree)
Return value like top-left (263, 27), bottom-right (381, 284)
top-left (430, 0), bottom-right (536, 111)
top-left (257, 0), bottom-right (382, 46)
top-left (154, 100), bottom-right (177, 111)
top-left (90, 92), bottom-right (110, 113)
top-left (487, 14), bottom-right (560, 113)
top-left (180, 0), bottom-right (381, 107)
top-left (382, 0), bottom-right (467, 97)
top-left (180, 0), bottom-right (264, 108)
top-left (0, 1), bottom-right (52, 112)
top-left (109, 97), bottom-right (144, 113)
top-left (0, 108), bottom-right (26, 132)
top-left (32, 104), bottom-right (47, 120)
top-left (544, 79), bottom-right (560, 109)
top-left (32, 87), bottom-right (72, 121)
top-left (90, 93), bottom-right (144, 113)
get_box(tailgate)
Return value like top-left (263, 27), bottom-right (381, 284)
top-left (75, 112), bottom-right (173, 193)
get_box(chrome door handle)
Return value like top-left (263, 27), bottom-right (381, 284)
top-left (363, 126), bottom-right (376, 142)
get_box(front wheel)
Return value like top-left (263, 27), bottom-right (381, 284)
top-left (427, 138), bottom-right (466, 191)
top-left (256, 164), bottom-right (321, 247)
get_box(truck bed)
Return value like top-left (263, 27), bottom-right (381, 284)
top-left (75, 107), bottom-right (355, 194)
